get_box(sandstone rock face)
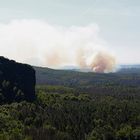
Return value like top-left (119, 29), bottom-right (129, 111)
top-left (0, 57), bottom-right (36, 103)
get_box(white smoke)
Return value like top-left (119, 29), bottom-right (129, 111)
top-left (0, 19), bottom-right (116, 72)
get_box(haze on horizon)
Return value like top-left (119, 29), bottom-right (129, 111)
top-left (0, 0), bottom-right (140, 70)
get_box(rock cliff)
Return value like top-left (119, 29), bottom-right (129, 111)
top-left (0, 57), bottom-right (36, 103)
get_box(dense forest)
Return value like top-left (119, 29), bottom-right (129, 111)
top-left (0, 58), bottom-right (140, 140)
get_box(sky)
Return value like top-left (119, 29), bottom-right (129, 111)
top-left (0, 0), bottom-right (140, 66)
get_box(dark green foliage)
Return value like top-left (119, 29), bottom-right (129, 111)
top-left (0, 93), bottom-right (140, 140)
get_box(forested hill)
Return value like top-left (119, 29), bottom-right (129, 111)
top-left (35, 66), bottom-right (140, 86)
top-left (34, 66), bottom-right (140, 99)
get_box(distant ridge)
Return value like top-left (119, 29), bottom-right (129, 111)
top-left (34, 64), bottom-right (140, 86)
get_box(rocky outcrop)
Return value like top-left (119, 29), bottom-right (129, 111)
top-left (0, 56), bottom-right (36, 103)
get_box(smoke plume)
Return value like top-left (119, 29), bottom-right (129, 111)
top-left (0, 19), bottom-right (116, 73)
top-left (90, 51), bottom-right (116, 73)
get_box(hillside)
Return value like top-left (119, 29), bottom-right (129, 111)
top-left (34, 66), bottom-right (140, 99)
top-left (35, 65), bottom-right (140, 85)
